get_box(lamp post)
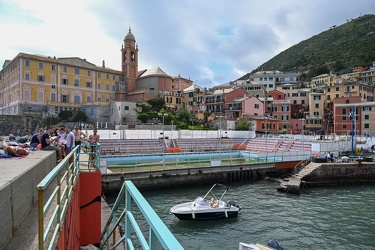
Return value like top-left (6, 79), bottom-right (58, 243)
top-left (351, 107), bottom-right (356, 156)
top-left (158, 113), bottom-right (168, 170)
top-left (265, 116), bottom-right (268, 162)
top-left (171, 120), bottom-right (174, 139)
top-left (190, 118), bottom-right (194, 151)
top-left (300, 118), bottom-right (305, 160)
top-left (217, 115), bottom-right (225, 160)
top-left (152, 118), bottom-right (158, 139)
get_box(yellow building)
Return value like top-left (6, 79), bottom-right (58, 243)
top-left (305, 92), bottom-right (325, 132)
top-left (325, 82), bottom-right (375, 104)
top-left (0, 53), bottom-right (122, 122)
top-left (310, 73), bottom-right (336, 88)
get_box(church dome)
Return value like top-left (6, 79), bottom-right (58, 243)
top-left (125, 28), bottom-right (135, 41)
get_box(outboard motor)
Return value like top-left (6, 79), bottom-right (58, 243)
top-left (267, 240), bottom-right (283, 250)
top-left (227, 200), bottom-right (241, 210)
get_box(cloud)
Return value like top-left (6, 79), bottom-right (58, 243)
top-left (1, 0), bottom-right (375, 88)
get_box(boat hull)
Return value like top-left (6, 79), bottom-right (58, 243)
top-left (172, 210), bottom-right (239, 220)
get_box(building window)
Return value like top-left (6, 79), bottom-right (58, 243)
top-left (98, 83), bottom-right (101, 89)
top-left (98, 72), bottom-right (101, 78)
top-left (313, 96), bottom-right (321, 100)
top-left (125, 106), bottom-right (129, 110)
top-left (37, 75), bottom-right (45, 82)
top-left (343, 124), bottom-right (347, 129)
top-left (39, 62), bottom-right (44, 69)
top-left (342, 109), bottom-right (347, 115)
top-left (106, 73), bottom-right (110, 79)
top-left (98, 96), bottom-right (102, 101)
top-left (51, 93), bottom-right (56, 102)
top-left (62, 78), bottom-right (68, 85)
top-left (74, 79), bottom-right (80, 87)
top-left (254, 104), bottom-right (259, 109)
top-left (87, 96), bottom-right (91, 102)
top-left (74, 95), bottom-right (81, 104)
top-left (25, 72), bottom-right (30, 80)
top-left (365, 115), bottom-right (369, 120)
top-left (87, 70), bottom-right (91, 76)
top-left (365, 123), bottom-right (369, 128)
top-left (51, 64), bottom-right (56, 71)
top-left (315, 104), bottom-right (319, 108)
top-left (63, 66), bottom-right (67, 72)
top-left (106, 84), bottom-right (110, 90)
top-left (75, 68), bottom-right (80, 74)
top-left (86, 81), bottom-right (92, 88)
top-left (363, 106), bottom-right (371, 111)
top-left (112, 75), bottom-right (116, 80)
top-left (62, 95), bottom-right (68, 103)
top-left (25, 60), bottom-right (30, 67)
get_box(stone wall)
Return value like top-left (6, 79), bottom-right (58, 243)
top-left (0, 114), bottom-right (42, 136)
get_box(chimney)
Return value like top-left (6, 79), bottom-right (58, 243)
top-left (102, 60), bottom-right (105, 68)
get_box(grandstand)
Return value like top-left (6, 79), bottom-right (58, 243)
top-left (98, 137), bottom-right (311, 156)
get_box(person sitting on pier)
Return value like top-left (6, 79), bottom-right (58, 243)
top-left (40, 126), bottom-right (64, 163)
top-left (30, 129), bottom-right (43, 150)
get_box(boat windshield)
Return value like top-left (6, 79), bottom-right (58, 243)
top-left (194, 197), bottom-right (206, 205)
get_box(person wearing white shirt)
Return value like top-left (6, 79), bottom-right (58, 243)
top-left (65, 126), bottom-right (75, 154)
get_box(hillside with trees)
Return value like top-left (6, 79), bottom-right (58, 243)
top-left (240, 14), bottom-right (375, 80)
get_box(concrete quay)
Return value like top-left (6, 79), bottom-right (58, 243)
top-left (0, 150), bottom-right (56, 250)
top-left (0, 151), bottom-right (115, 250)
top-left (278, 161), bottom-right (375, 194)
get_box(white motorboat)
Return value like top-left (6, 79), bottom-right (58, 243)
top-left (239, 240), bottom-right (284, 250)
top-left (170, 183), bottom-right (240, 220)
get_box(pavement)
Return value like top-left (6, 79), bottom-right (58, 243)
top-left (2, 150), bottom-right (115, 249)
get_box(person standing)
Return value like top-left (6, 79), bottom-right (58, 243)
top-left (327, 152), bottom-right (332, 163)
top-left (88, 128), bottom-right (100, 144)
top-left (65, 126), bottom-right (75, 154)
top-left (41, 126), bottom-right (63, 162)
top-left (74, 126), bottom-right (87, 146)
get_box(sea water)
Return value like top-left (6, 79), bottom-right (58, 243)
top-left (106, 180), bottom-right (375, 250)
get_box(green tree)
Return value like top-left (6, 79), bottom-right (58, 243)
top-left (137, 113), bottom-right (149, 123)
top-left (73, 110), bottom-right (88, 122)
top-left (175, 109), bottom-right (190, 124)
top-left (235, 117), bottom-right (251, 131)
top-left (58, 110), bottom-right (73, 121)
top-left (42, 116), bottom-right (60, 127)
top-left (147, 98), bottom-right (165, 111)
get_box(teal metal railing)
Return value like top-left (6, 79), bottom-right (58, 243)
top-left (37, 146), bottom-right (81, 250)
top-left (37, 144), bottom-right (182, 249)
top-left (101, 180), bottom-right (184, 250)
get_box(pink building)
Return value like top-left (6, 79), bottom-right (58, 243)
top-left (242, 96), bottom-right (265, 117)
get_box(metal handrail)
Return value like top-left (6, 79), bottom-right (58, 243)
top-left (101, 180), bottom-right (183, 250)
top-left (37, 146), bottom-right (81, 250)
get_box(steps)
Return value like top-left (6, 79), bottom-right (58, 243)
top-left (278, 162), bottom-right (321, 194)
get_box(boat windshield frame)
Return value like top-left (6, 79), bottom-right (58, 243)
top-left (202, 183), bottom-right (229, 201)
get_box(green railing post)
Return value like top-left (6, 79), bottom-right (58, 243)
top-left (38, 190), bottom-right (44, 250)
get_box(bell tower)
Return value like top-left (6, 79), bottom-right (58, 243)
top-left (121, 27), bottom-right (138, 97)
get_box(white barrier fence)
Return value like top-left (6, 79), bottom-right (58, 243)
top-left (85, 129), bottom-right (256, 140)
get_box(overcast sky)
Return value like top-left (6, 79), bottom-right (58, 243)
top-left (1, 0), bottom-right (375, 88)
